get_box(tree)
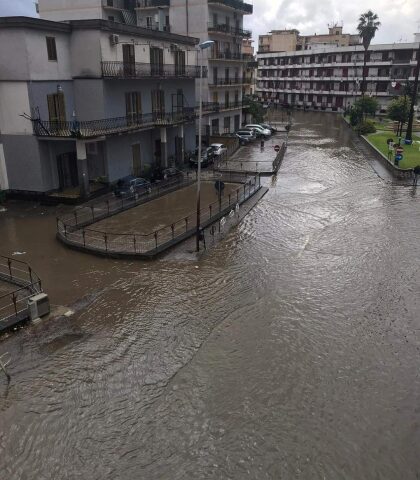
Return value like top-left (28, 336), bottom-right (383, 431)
top-left (405, 44), bottom-right (420, 141)
top-left (388, 96), bottom-right (410, 136)
top-left (353, 96), bottom-right (379, 118)
top-left (357, 11), bottom-right (381, 97)
top-left (245, 97), bottom-right (265, 123)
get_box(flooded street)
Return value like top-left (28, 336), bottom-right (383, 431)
top-left (1, 112), bottom-right (419, 479)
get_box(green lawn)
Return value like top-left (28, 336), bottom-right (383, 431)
top-left (366, 132), bottom-right (420, 169)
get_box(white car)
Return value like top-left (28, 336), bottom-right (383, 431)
top-left (244, 124), bottom-right (271, 138)
top-left (210, 143), bottom-right (228, 157)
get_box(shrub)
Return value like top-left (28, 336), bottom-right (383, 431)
top-left (358, 119), bottom-right (377, 135)
top-left (350, 106), bottom-right (363, 126)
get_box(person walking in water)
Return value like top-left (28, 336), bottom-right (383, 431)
top-left (413, 165), bottom-right (420, 186)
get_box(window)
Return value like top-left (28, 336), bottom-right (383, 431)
top-left (151, 89), bottom-right (165, 118)
top-left (46, 37), bottom-right (57, 61)
top-left (47, 92), bottom-right (66, 122)
top-left (234, 90), bottom-right (239, 106)
top-left (223, 116), bottom-right (231, 133)
top-left (125, 92), bottom-right (142, 124)
top-left (224, 91), bottom-right (229, 108)
top-left (146, 16), bottom-right (153, 29)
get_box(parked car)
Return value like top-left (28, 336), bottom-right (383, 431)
top-left (244, 124), bottom-right (272, 138)
top-left (162, 167), bottom-right (182, 180)
top-left (236, 130), bottom-right (257, 142)
top-left (189, 146), bottom-right (214, 168)
top-left (210, 143), bottom-right (228, 157)
top-left (114, 175), bottom-right (151, 198)
top-left (260, 123), bottom-right (277, 134)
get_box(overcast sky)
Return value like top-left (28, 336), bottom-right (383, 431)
top-left (0, 0), bottom-right (419, 45)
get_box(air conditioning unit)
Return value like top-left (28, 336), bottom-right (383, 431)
top-left (28, 293), bottom-right (50, 321)
top-left (110, 34), bottom-right (119, 45)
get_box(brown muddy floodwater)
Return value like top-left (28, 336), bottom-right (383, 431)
top-left (93, 182), bottom-right (239, 234)
top-left (0, 112), bottom-right (419, 479)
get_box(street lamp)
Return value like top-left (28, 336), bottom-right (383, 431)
top-left (196, 40), bottom-right (214, 252)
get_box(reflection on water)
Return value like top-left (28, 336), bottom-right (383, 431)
top-left (0, 112), bottom-right (419, 479)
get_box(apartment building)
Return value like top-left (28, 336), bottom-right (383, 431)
top-left (0, 15), bottom-right (200, 198)
top-left (258, 25), bottom-right (360, 53)
top-left (257, 36), bottom-right (419, 112)
top-left (39, 0), bottom-right (254, 136)
top-left (135, 0), bottom-right (254, 135)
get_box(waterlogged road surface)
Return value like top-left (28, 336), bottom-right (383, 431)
top-left (0, 112), bottom-right (419, 479)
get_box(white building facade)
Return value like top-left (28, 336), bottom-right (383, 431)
top-left (0, 15), bottom-right (200, 197)
top-left (257, 42), bottom-right (419, 113)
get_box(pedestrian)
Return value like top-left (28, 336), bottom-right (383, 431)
top-left (260, 139), bottom-right (265, 150)
top-left (413, 165), bottom-right (420, 186)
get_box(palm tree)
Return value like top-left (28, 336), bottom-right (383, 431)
top-left (357, 11), bottom-right (381, 97)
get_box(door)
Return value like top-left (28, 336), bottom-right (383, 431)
top-left (174, 50), bottom-right (186, 76)
top-left (123, 43), bottom-right (135, 76)
top-left (150, 47), bottom-right (163, 76)
top-left (125, 92), bottom-right (142, 125)
top-left (47, 93), bottom-right (66, 123)
top-left (211, 118), bottom-right (219, 135)
top-left (132, 144), bottom-right (142, 176)
top-left (175, 136), bottom-right (183, 165)
top-left (152, 90), bottom-right (165, 120)
top-left (234, 114), bottom-right (240, 131)
top-left (154, 139), bottom-right (162, 168)
top-left (57, 152), bottom-right (78, 190)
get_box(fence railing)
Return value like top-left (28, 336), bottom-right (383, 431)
top-left (57, 172), bottom-right (261, 257)
top-left (101, 61), bottom-right (206, 79)
top-left (32, 109), bottom-right (197, 138)
top-left (207, 23), bottom-right (252, 37)
top-left (0, 255), bottom-right (42, 324)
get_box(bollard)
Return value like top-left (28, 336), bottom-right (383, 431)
top-left (171, 224), bottom-right (175, 240)
top-left (91, 206), bottom-right (95, 222)
top-left (7, 258), bottom-right (12, 280)
top-left (104, 234), bottom-right (108, 252)
top-left (74, 211), bottom-right (78, 226)
top-left (82, 230), bottom-right (86, 247)
top-left (185, 217), bottom-right (188, 232)
top-left (209, 205), bottom-right (212, 218)
top-left (133, 235), bottom-right (136, 253)
top-left (64, 224), bottom-right (68, 238)
top-left (154, 231), bottom-right (158, 249)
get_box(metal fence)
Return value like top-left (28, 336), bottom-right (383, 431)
top-left (101, 61), bottom-right (205, 79)
top-left (0, 255), bottom-right (42, 324)
top-left (57, 172), bottom-right (261, 257)
top-left (32, 109), bottom-right (197, 139)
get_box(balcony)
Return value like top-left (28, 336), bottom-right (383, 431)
top-left (101, 61), bottom-right (205, 79)
top-left (136, 0), bottom-right (170, 7)
top-left (32, 110), bottom-right (197, 139)
top-left (208, 23), bottom-right (252, 37)
top-left (209, 77), bottom-right (249, 87)
top-left (208, 0), bottom-right (253, 14)
top-left (209, 52), bottom-right (253, 62)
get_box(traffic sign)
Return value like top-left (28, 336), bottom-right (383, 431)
top-left (274, 145), bottom-right (280, 152)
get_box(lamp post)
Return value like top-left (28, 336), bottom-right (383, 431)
top-left (196, 40), bottom-right (214, 252)
top-left (405, 44), bottom-right (420, 142)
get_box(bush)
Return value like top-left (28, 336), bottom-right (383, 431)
top-left (358, 119), bottom-right (377, 135)
top-left (349, 106), bottom-right (363, 126)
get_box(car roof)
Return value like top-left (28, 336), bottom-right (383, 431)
top-left (211, 143), bottom-right (224, 148)
top-left (237, 130), bottom-right (253, 134)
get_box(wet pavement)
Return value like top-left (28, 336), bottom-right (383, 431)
top-left (0, 111), bottom-right (420, 479)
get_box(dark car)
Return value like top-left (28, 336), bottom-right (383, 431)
top-left (189, 147), bottom-right (215, 168)
top-left (114, 175), bottom-right (151, 198)
top-left (162, 167), bottom-right (183, 180)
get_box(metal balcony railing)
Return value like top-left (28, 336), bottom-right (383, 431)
top-left (208, 0), bottom-right (253, 14)
top-left (32, 110), bottom-right (197, 139)
top-left (208, 23), bottom-right (252, 37)
top-left (136, 0), bottom-right (170, 7)
top-left (101, 61), bottom-right (206, 79)
top-left (209, 77), bottom-right (250, 86)
top-left (209, 52), bottom-right (253, 61)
